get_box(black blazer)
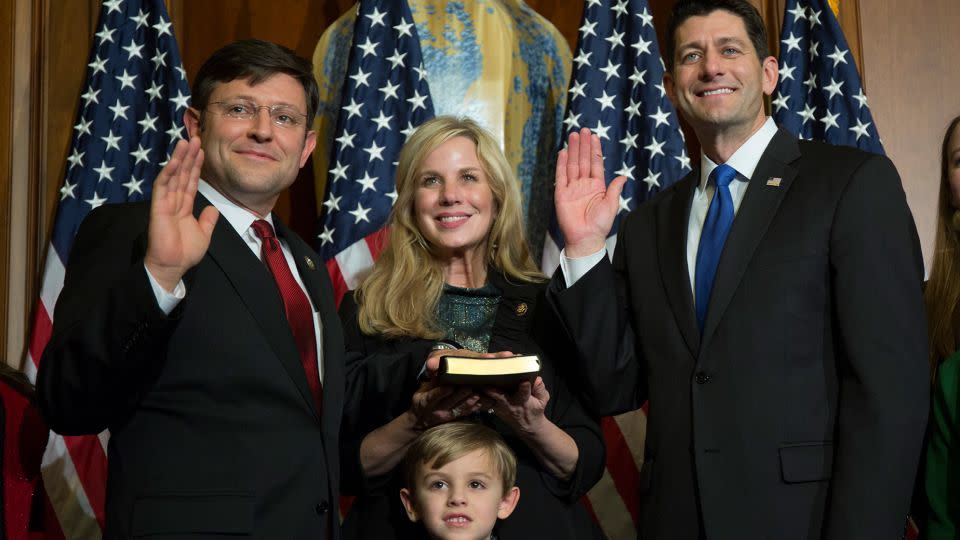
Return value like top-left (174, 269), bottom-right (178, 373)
top-left (38, 197), bottom-right (347, 539)
top-left (337, 272), bottom-right (607, 540)
top-left (550, 129), bottom-right (929, 539)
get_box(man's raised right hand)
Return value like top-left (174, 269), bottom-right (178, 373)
top-left (143, 137), bottom-right (219, 292)
top-left (554, 127), bottom-right (627, 258)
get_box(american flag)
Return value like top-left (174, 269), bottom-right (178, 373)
top-left (318, 0), bottom-right (435, 304)
top-left (772, 0), bottom-right (884, 154)
top-left (541, 1), bottom-right (689, 537)
top-left (23, 0), bottom-right (190, 537)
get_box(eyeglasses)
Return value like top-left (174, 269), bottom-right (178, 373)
top-left (207, 100), bottom-right (308, 128)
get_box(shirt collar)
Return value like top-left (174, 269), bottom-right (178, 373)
top-left (698, 116), bottom-right (778, 189)
top-left (197, 180), bottom-right (275, 237)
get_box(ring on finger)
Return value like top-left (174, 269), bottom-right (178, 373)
top-left (451, 406), bottom-right (463, 417)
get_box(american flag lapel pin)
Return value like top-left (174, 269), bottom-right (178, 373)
top-left (766, 177), bottom-right (782, 187)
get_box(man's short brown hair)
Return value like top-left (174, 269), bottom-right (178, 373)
top-left (665, 0), bottom-right (770, 72)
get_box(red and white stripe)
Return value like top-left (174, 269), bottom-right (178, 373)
top-left (326, 227), bottom-right (390, 306)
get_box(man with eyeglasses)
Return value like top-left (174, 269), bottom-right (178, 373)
top-left (37, 39), bottom-right (407, 539)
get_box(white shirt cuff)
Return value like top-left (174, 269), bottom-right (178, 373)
top-left (145, 264), bottom-right (185, 315)
top-left (559, 247), bottom-right (606, 288)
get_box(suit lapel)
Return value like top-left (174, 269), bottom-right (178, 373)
top-left (701, 129), bottom-right (801, 345)
top-left (195, 196), bottom-right (320, 419)
top-left (657, 171), bottom-right (701, 357)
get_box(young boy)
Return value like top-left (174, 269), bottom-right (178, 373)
top-left (399, 422), bottom-right (520, 540)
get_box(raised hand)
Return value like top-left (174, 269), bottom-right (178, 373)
top-left (554, 127), bottom-right (628, 257)
top-left (144, 137), bottom-right (220, 291)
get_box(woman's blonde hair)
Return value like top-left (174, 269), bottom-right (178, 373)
top-left (925, 115), bottom-right (960, 381)
top-left (355, 116), bottom-right (542, 339)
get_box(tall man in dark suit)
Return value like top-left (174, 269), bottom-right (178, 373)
top-left (550, 1), bottom-right (929, 538)
top-left (38, 40), bottom-right (353, 539)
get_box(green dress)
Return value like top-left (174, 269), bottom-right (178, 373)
top-left (927, 349), bottom-right (960, 538)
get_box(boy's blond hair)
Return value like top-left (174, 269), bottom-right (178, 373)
top-left (402, 422), bottom-right (517, 495)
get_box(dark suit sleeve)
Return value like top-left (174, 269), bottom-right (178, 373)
top-left (37, 205), bottom-right (179, 435)
top-left (338, 293), bottom-right (431, 494)
top-left (520, 292), bottom-right (606, 501)
top-left (824, 154), bottom-right (929, 538)
top-left (547, 223), bottom-right (647, 416)
top-left (537, 361), bottom-right (606, 502)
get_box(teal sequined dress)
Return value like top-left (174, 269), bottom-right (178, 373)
top-left (435, 283), bottom-right (501, 353)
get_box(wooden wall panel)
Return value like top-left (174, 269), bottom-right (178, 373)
top-left (0, 0), bottom-right (14, 366)
top-left (3, 0), bottom-right (44, 369)
top-left (860, 0), bottom-right (960, 268)
top-left (179, 0), bottom-right (352, 77)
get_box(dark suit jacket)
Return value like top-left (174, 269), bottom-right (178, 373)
top-left (550, 129), bottom-right (930, 539)
top-left (337, 272), bottom-right (607, 540)
top-left (38, 197), bottom-right (348, 539)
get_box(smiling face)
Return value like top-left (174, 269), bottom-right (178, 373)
top-left (400, 449), bottom-right (519, 540)
top-left (665, 9), bottom-right (777, 145)
top-left (184, 73), bottom-right (317, 216)
top-left (413, 136), bottom-right (497, 265)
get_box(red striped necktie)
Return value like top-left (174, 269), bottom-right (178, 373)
top-left (251, 219), bottom-right (323, 414)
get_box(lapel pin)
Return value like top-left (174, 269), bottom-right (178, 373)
top-left (304, 256), bottom-right (316, 270)
top-left (515, 302), bottom-right (529, 316)
top-left (766, 177), bottom-right (782, 187)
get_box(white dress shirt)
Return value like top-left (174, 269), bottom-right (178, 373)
top-left (561, 117), bottom-right (779, 299)
top-left (145, 179), bottom-right (324, 381)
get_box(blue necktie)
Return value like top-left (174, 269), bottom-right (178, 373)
top-left (694, 164), bottom-right (738, 333)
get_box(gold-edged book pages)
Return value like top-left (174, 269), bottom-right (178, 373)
top-left (436, 354), bottom-right (541, 387)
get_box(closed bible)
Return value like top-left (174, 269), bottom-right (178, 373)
top-left (436, 354), bottom-right (541, 387)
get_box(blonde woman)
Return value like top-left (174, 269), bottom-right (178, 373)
top-left (339, 116), bottom-right (605, 540)
top-left (926, 115), bottom-right (960, 537)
